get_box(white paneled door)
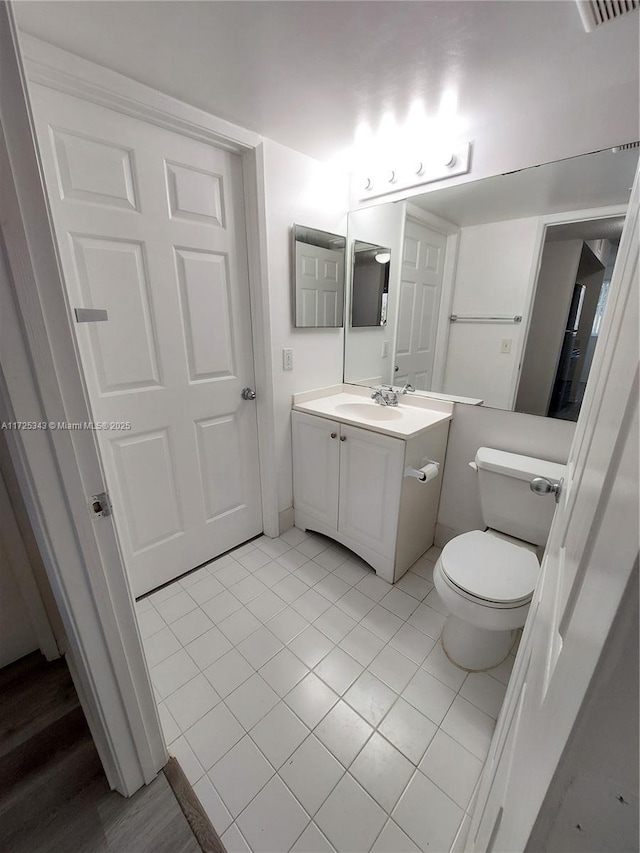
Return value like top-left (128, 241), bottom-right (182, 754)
top-left (31, 86), bottom-right (263, 596)
top-left (395, 218), bottom-right (447, 390)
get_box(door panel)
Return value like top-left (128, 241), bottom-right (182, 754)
top-left (291, 412), bottom-right (340, 529)
top-left (31, 86), bottom-right (263, 596)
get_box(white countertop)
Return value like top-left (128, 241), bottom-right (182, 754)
top-left (292, 384), bottom-right (453, 439)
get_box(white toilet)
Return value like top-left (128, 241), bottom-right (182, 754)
top-left (434, 447), bottom-right (565, 672)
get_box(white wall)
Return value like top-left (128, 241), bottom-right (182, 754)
top-left (260, 139), bottom-right (349, 519)
top-left (442, 217), bottom-right (540, 408)
top-left (516, 240), bottom-right (583, 415)
top-left (436, 402), bottom-right (576, 542)
top-left (0, 533), bottom-right (39, 667)
top-left (344, 203), bottom-right (406, 385)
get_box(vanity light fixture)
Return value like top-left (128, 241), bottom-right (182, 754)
top-left (374, 251), bottom-right (391, 264)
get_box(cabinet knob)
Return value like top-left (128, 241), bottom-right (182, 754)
top-left (330, 432), bottom-right (337, 439)
top-left (340, 435), bottom-right (347, 442)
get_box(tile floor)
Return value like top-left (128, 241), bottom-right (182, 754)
top-left (137, 530), bottom-right (513, 853)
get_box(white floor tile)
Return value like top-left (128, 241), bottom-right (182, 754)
top-left (350, 732), bottom-right (414, 813)
top-left (165, 673), bottom-right (220, 731)
top-left (208, 735), bottom-right (274, 817)
top-left (221, 823), bottom-right (252, 852)
top-left (369, 646), bottom-right (418, 693)
top-left (425, 546), bottom-right (442, 562)
top-left (151, 648), bottom-right (200, 699)
top-left (440, 695), bottom-right (496, 761)
top-left (291, 588), bottom-right (332, 621)
top-left (288, 625), bottom-right (334, 668)
top-left (155, 590), bottom-right (197, 624)
top-left (314, 606), bottom-right (357, 644)
top-left (267, 607), bottom-right (309, 644)
top-left (371, 819), bottom-right (421, 852)
top-left (232, 542), bottom-right (257, 558)
top-left (313, 573), bottom-right (351, 603)
top-left (138, 607), bottom-right (165, 640)
top-left (392, 770), bottom-right (463, 853)
top-left (251, 701), bottom-right (309, 769)
top-left (273, 574), bottom-right (309, 603)
top-left (246, 589), bottom-right (287, 623)
top-left (169, 734), bottom-right (205, 785)
top-left (204, 648), bottom-right (254, 698)
top-left (193, 775), bottom-right (233, 835)
top-left (314, 647), bottom-right (363, 695)
top-left (295, 561), bottom-right (329, 586)
top-left (421, 642), bottom-right (468, 691)
top-left (344, 671), bottom-right (397, 727)
top-left (255, 536), bottom-right (292, 560)
top-left (237, 626), bottom-right (283, 669)
top-left (280, 734), bottom-right (344, 816)
top-left (335, 587), bottom-right (376, 620)
top-left (379, 588), bottom-right (420, 620)
top-left (297, 535), bottom-right (330, 559)
top-left (332, 560), bottom-right (371, 586)
top-left (486, 653), bottom-right (515, 686)
top-left (314, 700), bottom-right (373, 767)
top-left (232, 574), bottom-right (269, 604)
top-left (279, 526), bottom-right (308, 547)
top-left (290, 822), bottom-right (336, 853)
top-left (218, 608), bottom-right (261, 645)
top-left (276, 549), bottom-right (311, 572)
top-left (460, 672), bottom-right (508, 719)
top-left (313, 548), bottom-right (349, 572)
top-left (402, 668), bottom-right (456, 725)
top-left (450, 812), bottom-right (473, 853)
top-left (157, 702), bottom-right (181, 745)
top-left (390, 623), bottom-right (436, 665)
top-left (423, 587), bottom-right (450, 615)
top-left (361, 605), bottom-right (404, 642)
top-left (185, 626), bottom-right (233, 670)
top-left (259, 647), bottom-right (309, 697)
top-left (356, 573), bottom-right (393, 602)
top-left (284, 673), bottom-right (339, 729)
top-left (135, 596), bottom-right (154, 614)
top-left (254, 560), bottom-right (290, 588)
top-left (226, 673), bottom-right (279, 730)
top-left (201, 589), bottom-right (243, 623)
top-left (408, 603), bottom-right (447, 640)
top-left (315, 774), bottom-right (387, 853)
top-left (184, 702), bottom-right (244, 770)
top-left (171, 607), bottom-right (214, 646)
top-left (339, 623), bottom-right (386, 666)
top-left (236, 775), bottom-right (310, 853)
top-left (409, 557), bottom-right (435, 583)
top-left (142, 625), bottom-right (181, 668)
top-left (187, 574), bottom-right (225, 605)
top-left (213, 562), bottom-right (251, 589)
top-left (378, 698), bottom-right (437, 764)
top-left (149, 579), bottom-right (185, 601)
top-left (395, 571), bottom-right (433, 602)
top-left (236, 548), bottom-right (272, 572)
top-left (419, 729), bottom-right (483, 810)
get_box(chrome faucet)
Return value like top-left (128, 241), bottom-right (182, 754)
top-left (371, 383), bottom-right (415, 407)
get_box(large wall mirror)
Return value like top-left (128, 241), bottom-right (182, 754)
top-left (293, 224), bottom-right (346, 328)
top-left (344, 146), bottom-right (638, 420)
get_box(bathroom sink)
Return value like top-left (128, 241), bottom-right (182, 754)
top-left (334, 402), bottom-right (403, 421)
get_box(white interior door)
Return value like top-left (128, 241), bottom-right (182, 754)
top-left (467, 171), bottom-right (639, 852)
top-left (395, 218), bottom-right (447, 389)
top-left (295, 242), bottom-right (344, 327)
top-left (30, 86), bottom-right (263, 597)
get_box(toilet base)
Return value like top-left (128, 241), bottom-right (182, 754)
top-left (441, 614), bottom-right (515, 672)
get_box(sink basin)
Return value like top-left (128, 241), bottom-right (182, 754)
top-left (334, 402), bottom-right (403, 421)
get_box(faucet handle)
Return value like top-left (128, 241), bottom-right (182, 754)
top-left (400, 383), bottom-right (415, 394)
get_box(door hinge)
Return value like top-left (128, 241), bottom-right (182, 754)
top-left (90, 491), bottom-right (112, 517)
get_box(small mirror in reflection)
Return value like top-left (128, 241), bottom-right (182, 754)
top-left (293, 224), bottom-right (346, 328)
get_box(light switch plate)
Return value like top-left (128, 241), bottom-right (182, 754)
top-left (283, 348), bottom-right (294, 371)
top-left (500, 339), bottom-right (512, 354)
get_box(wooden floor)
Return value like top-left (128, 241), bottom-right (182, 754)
top-left (0, 652), bottom-right (201, 853)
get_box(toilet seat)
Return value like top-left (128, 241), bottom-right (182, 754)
top-left (439, 530), bottom-right (539, 608)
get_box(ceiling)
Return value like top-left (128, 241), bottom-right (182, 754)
top-left (14, 1), bottom-right (640, 165)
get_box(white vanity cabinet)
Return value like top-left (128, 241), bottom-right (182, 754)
top-left (292, 408), bottom-right (450, 583)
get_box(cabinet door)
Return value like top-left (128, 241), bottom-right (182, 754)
top-left (338, 424), bottom-right (405, 559)
top-left (292, 411), bottom-right (340, 529)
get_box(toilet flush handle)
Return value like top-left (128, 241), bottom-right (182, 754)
top-left (530, 476), bottom-right (563, 504)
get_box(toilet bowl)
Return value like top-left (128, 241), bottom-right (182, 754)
top-left (434, 448), bottom-right (565, 672)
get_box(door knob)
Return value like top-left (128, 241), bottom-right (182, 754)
top-left (530, 476), bottom-right (563, 504)
top-left (241, 387), bottom-right (256, 401)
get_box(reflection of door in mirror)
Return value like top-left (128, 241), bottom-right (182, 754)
top-left (293, 225), bottom-right (346, 328)
top-left (395, 218), bottom-right (447, 391)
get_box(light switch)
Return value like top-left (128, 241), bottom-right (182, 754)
top-left (500, 339), bottom-right (512, 354)
top-left (283, 348), bottom-right (294, 371)
top-left (382, 340), bottom-right (390, 358)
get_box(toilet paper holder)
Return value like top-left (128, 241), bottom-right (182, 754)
top-left (404, 457), bottom-right (440, 482)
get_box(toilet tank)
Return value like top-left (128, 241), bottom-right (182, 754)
top-left (475, 447), bottom-right (566, 546)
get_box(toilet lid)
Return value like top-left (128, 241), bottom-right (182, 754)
top-left (440, 531), bottom-right (539, 604)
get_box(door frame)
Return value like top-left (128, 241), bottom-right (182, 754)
top-left (509, 202), bottom-right (628, 411)
top-left (0, 8), bottom-right (277, 797)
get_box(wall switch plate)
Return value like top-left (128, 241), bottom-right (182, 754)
top-left (382, 340), bottom-right (390, 358)
top-left (500, 339), bottom-right (512, 354)
top-left (283, 348), bottom-right (294, 371)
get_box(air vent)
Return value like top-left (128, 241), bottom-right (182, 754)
top-left (576, 0), bottom-right (639, 31)
top-left (612, 141), bottom-right (640, 151)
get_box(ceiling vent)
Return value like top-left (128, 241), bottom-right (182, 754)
top-left (576, 0), bottom-right (639, 31)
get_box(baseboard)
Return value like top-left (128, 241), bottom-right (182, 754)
top-left (278, 506), bottom-right (294, 535)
